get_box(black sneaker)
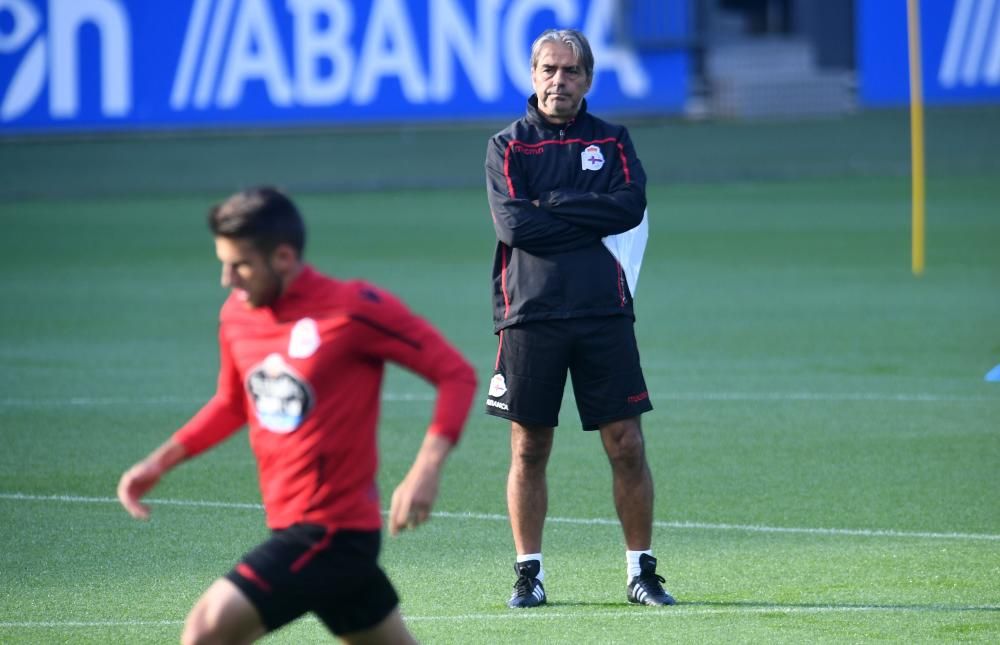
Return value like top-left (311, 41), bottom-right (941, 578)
top-left (627, 554), bottom-right (676, 606)
top-left (507, 560), bottom-right (546, 608)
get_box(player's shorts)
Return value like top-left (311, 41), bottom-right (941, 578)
top-left (224, 525), bottom-right (398, 636)
top-left (485, 316), bottom-right (653, 430)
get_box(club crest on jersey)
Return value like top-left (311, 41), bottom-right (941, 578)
top-left (247, 353), bottom-right (314, 433)
top-left (289, 317), bottom-right (320, 358)
top-left (581, 145), bottom-right (605, 171)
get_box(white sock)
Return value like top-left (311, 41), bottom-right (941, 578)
top-left (517, 552), bottom-right (544, 582)
top-left (626, 549), bottom-right (652, 581)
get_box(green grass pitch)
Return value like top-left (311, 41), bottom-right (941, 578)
top-left (1, 109), bottom-right (998, 642)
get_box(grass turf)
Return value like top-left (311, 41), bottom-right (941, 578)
top-left (1, 117), bottom-right (999, 643)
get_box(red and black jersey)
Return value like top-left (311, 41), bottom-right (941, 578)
top-left (486, 96), bottom-right (647, 332)
top-left (173, 266), bottom-right (477, 531)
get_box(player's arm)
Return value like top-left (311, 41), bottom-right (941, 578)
top-left (352, 287), bottom-right (477, 534)
top-left (117, 326), bottom-right (247, 520)
top-left (537, 129), bottom-right (647, 235)
top-left (383, 313), bottom-right (475, 536)
top-left (486, 136), bottom-right (601, 254)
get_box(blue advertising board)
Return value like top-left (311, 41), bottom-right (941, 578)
top-left (0, 0), bottom-right (690, 134)
top-left (859, 0), bottom-right (1000, 105)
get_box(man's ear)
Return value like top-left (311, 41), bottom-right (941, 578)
top-left (271, 243), bottom-right (299, 274)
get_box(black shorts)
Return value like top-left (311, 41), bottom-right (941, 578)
top-left (486, 316), bottom-right (653, 430)
top-left (224, 525), bottom-right (399, 636)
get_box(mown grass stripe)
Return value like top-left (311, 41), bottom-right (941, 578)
top-left (0, 392), bottom-right (435, 407)
top-left (3, 603), bottom-right (999, 629)
top-left (3, 492), bottom-right (998, 541)
top-left (3, 391), bottom-right (995, 408)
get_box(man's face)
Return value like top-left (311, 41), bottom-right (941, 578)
top-left (531, 41), bottom-right (591, 124)
top-left (215, 237), bottom-right (283, 308)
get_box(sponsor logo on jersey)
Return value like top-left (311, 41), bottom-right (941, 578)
top-left (288, 317), bottom-right (320, 358)
top-left (581, 144), bottom-right (605, 171)
top-left (246, 353), bottom-right (314, 433)
top-left (489, 373), bottom-right (507, 397)
top-left (487, 398), bottom-right (509, 411)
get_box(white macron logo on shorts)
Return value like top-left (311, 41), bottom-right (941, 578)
top-left (489, 373), bottom-right (507, 397)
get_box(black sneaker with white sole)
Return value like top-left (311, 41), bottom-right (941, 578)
top-left (507, 560), bottom-right (546, 608)
top-left (627, 554), bottom-right (676, 606)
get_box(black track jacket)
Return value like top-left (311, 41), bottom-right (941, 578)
top-left (486, 96), bottom-right (647, 333)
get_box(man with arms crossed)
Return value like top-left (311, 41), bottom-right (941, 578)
top-left (118, 187), bottom-right (477, 643)
top-left (485, 29), bottom-right (675, 608)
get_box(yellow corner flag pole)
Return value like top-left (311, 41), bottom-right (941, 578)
top-left (907, 0), bottom-right (926, 275)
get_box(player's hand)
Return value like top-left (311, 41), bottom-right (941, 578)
top-left (389, 433), bottom-right (453, 536)
top-left (116, 440), bottom-right (186, 520)
top-left (388, 464), bottom-right (440, 536)
top-left (116, 460), bottom-right (162, 520)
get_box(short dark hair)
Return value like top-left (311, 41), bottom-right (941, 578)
top-left (208, 186), bottom-right (306, 256)
top-left (530, 29), bottom-right (594, 81)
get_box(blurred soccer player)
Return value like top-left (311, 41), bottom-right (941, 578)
top-left (117, 187), bottom-right (477, 644)
top-left (485, 29), bottom-right (675, 608)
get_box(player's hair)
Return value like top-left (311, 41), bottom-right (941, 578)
top-left (530, 28), bottom-right (594, 81)
top-left (208, 186), bottom-right (306, 257)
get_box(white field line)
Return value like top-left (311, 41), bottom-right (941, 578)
top-left (0, 620), bottom-right (184, 628)
top-left (1, 391), bottom-right (996, 408)
top-left (405, 605), bottom-right (1000, 622)
top-left (3, 492), bottom-right (999, 542)
top-left (3, 603), bottom-right (999, 629)
top-left (435, 511), bottom-right (1000, 542)
top-left (660, 391), bottom-right (997, 403)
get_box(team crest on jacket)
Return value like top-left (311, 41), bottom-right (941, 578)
top-left (581, 145), bottom-right (605, 171)
top-left (247, 353), bottom-right (314, 433)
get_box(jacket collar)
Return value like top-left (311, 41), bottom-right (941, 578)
top-left (277, 264), bottom-right (318, 303)
top-left (525, 94), bottom-right (588, 133)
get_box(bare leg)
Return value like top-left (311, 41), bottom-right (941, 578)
top-left (507, 422), bottom-right (554, 554)
top-left (182, 578), bottom-right (267, 645)
top-left (340, 608), bottom-right (418, 645)
top-left (599, 417), bottom-right (654, 550)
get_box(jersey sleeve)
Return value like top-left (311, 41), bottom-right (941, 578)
top-left (350, 285), bottom-right (477, 444)
top-left (486, 135), bottom-right (602, 254)
top-left (171, 325), bottom-right (247, 457)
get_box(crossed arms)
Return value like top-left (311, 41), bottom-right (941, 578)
top-left (486, 132), bottom-right (647, 255)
